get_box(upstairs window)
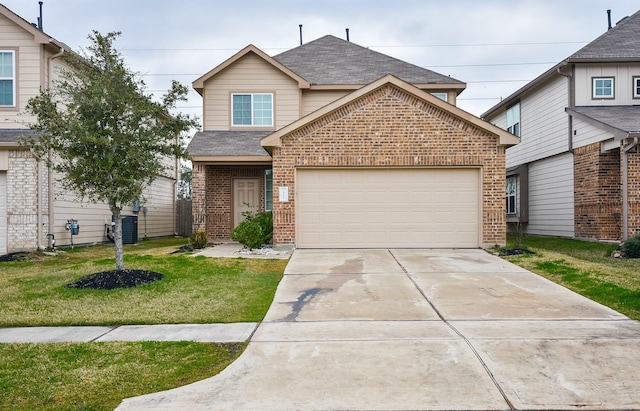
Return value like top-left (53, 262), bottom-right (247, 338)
top-left (506, 176), bottom-right (517, 215)
top-left (431, 92), bottom-right (447, 102)
top-left (506, 103), bottom-right (520, 137)
top-left (592, 77), bottom-right (614, 99)
top-left (232, 93), bottom-right (273, 126)
top-left (0, 51), bottom-right (15, 107)
top-left (633, 76), bottom-right (640, 99)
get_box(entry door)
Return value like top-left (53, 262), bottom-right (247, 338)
top-left (233, 179), bottom-right (259, 227)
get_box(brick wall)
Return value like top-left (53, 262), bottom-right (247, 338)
top-left (7, 150), bottom-right (39, 251)
top-left (192, 164), bottom-right (269, 241)
top-left (272, 84), bottom-right (507, 247)
top-left (627, 148), bottom-right (640, 238)
top-left (574, 142), bottom-right (622, 240)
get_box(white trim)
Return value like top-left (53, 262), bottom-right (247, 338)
top-left (0, 50), bottom-right (16, 107)
top-left (592, 77), bottom-right (614, 99)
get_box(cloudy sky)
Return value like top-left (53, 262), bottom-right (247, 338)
top-left (3, 0), bottom-right (638, 126)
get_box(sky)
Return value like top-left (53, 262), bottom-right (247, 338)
top-left (3, 0), bottom-right (639, 128)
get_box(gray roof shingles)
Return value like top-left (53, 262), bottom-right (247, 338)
top-left (567, 106), bottom-right (640, 134)
top-left (0, 129), bottom-right (36, 144)
top-left (273, 35), bottom-right (463, 86)
top-left (570, 10), bottom-right (640, 61)
top-left (187, 131), bottom-right (271, 157)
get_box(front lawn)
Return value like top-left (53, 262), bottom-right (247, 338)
top-left (502, 235), bottom-right (640, 320)
top-left (0, 237), bottom-right (287, 326)
top-left (0, 237), bottom-right (287, 410)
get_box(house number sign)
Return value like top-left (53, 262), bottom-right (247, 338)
top-left (279, 186), bottom-right (289, 202)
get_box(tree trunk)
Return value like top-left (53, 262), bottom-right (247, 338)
top-left (112, 207), bottom-right (125, 270)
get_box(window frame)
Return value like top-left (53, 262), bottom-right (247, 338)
top-left (506, 102), bottom-right (520, 137)
top-left (592, 77), bottom-right (615, 99)
top-left (0, 49), bottom-right (16, 108)
top-left (506, 175), bottom-right (517, 215)
top-left (431, 92), bottom-right (447, 102)
top-left (633, 76), bottom-right (640, 99)
top-left (231, 92), bottom-right (274, 127)
top-left (264, 168), bottom-right (273, 211)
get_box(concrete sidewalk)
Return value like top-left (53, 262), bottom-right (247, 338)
top-left (0, 323), bottom-right (258, 343)
top-left (116, 249), bottom-right (640, 410)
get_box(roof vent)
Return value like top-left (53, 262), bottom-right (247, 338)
top-left (346, 28), bottom-right (350, 42)
top-left (607, 9), bottom-right (612, 30)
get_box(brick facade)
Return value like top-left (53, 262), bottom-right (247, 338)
top-left (5, 150), bottom-right (50, 252)
top-left (192, 164), bottom-right (269, 241)
top-left (626, 148), bottom-right (640, 238)
top-left (271, 84), bottom-right (507, 247)
top-left (574, 142), bottom-right (622, 240)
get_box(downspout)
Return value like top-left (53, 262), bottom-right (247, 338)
top-left (174, 135), bottom-right (180, 236)
top-left (29, 148), bottom-right (43, 250)
top-left (46, 46), bottom-right (65, 249)
top-left (622, 137), bottom-right (639, 241)
top-left (557, 63), bottom-right (574, 151)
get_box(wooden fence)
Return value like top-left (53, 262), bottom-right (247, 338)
top-left (175, 200), bottom-right (192, 237)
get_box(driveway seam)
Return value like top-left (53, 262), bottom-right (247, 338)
top-left (388, 249), bottom-right (516, 410)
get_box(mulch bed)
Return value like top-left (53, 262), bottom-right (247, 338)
top-left (65, 269), bottom-right (164, 290)
top-left (0, 252), bottom-right (32, 262)
top-left (500, 248), bottom-right (535, 256)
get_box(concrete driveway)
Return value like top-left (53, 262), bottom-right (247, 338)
top-left (117, 249), bottom-right (640, 410)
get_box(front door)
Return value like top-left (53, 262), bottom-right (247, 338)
top-left (233, 179), bottom-right (259, 227)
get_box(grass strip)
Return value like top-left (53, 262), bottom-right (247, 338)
top-left (0, 341), bottom-right (245, 411)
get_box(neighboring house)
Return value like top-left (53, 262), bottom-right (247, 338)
top-left (483, 10), bottom-right (640, 242)
top-left (0, 4), bottom-right (178, 254)
top-left (189, 35), bottom-right (518, 249)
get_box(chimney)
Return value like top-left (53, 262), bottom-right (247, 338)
top-left (607, 9), bottom-right (612, 30)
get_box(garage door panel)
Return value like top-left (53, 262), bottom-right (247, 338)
top-left (296, 168), bottom-right (480, 248)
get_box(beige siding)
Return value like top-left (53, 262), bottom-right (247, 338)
top-left (524, 152), bottom-right (575, 237)
top-left (0, 13), bottom-right (43, 126)
top-left (301, 90), bottom-right (350, 116)
top-left (574, 64), bottom-right (640, 106)
top-left (505, 75), bottom-right (569, 168)
top-left (572, 116), bottom-right (612, 149)
top-left (202, 53), bottom-right (299, 130)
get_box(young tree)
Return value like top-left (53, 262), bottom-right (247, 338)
top-left (22, 31), bottom-right (198, 271)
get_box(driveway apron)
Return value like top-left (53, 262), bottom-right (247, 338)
top-left (117, 249), bottom-right (640, 410)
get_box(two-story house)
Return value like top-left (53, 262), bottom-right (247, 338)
top-left (483, 9), bottom-right (640, 242)
top-left (0, 4), bottom-right (178, 254)
top-left (189, 35), bottom-right (519, 249)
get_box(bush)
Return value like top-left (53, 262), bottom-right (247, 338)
top-left (231, 210), bottom-right (273, 250)
top-left (189, 229), bottom-right (208, 249)
top-left (622, 234), bottom-right (640, 258)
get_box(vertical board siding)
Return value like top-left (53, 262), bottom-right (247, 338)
top-left (505, 75), bottom-right (570, 168)
top-left (525, 152), bottom-right (575, 237)
top-left (203, 53), bottom-right (299, 130)
top-left (574, 64), bottom-right (640, 106)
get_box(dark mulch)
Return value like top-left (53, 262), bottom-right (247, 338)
top-left (171, 245), bottom-right (194, 254)
top-left (65, 269), bottom-right (164, 290)
top-left (500, 248), bottom-right (535, 256)
top-left (0, 252), bottom-right (33, 262)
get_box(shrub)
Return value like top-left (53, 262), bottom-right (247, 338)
top-left (189, 229), bottom-right (208, 249)
top-left (621, 234), bottom-right (640, 258)
top-left (231, 210), bottom-right (273, 250)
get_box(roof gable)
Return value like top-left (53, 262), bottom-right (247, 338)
top-left (273, 35), bottom-right (465, 89)
top-left (262, 74), bottom-right (518, 150)
top-left (483, 9), bottom-right (640, 118)
top-left (569, 10), bottom-right (640, 61)
top-left (192, 45), bottom-right (310, 95)
top-left (0, 4), bottom-right (66, 50)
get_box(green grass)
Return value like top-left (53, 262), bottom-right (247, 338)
top-left (0, 237), bottom-right (287, 410)
top-left (0, 237), bottom-right (287, 326)
top-left (0, 341), bottom-right (245, 411)
top-left (503, 235), bottom-right (640, 319)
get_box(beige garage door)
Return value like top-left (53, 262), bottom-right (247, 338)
top-left (296, 168), bottom-right (480, 248)
top-left (0, 172), bottom-right (6, 255)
